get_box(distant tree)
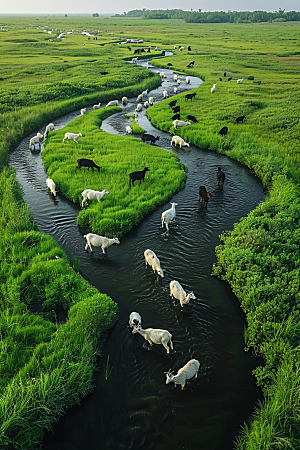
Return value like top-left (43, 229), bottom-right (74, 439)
top-left (65, 14), bottom-right (67, 17)
top-left (93, 13), bottom-right (99, 17)
top-left (113, 8), bottom-right (300, 23)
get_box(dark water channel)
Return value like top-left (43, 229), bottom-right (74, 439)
top-left (9, 59), bottom-right (265, 450)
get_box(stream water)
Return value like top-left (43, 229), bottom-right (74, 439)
top-left (9, 59), bottom-right (265, 450)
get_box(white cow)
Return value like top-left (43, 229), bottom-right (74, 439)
top-left (170, 280), bottom-right (196, 307)
top-left (161, 202), bottom-right (178, 231)
top-left (144, 249), bottom-right (164, 278)
top-left (171, 136), bottom-right (190, 148)
top-left (46, 178), bottom-right (56, 196)
top-left (132, 326), bottom-right (173, 354)
top-left (81, 189), bottom-right (109, 208)
top-left (165, 359), bottom-right (200, 389)
top-left (84, 233), bottom-right (120, 254)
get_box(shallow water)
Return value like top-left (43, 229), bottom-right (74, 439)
top-left (9, 59), bottom-right (265, 450)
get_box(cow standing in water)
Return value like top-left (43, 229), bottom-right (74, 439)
top-left (216, 167), bottom-right (225, 188)
top-left (198, 185), bottom-right (210, 206)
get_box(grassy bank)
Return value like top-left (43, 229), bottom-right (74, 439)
top-left (42, 108), bottom-right (186, 237)
top-left (0, 167), bottom-right (118, 449)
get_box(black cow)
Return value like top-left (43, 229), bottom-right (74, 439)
top-left (188, 46), bottom-right (191, 51)
top-left (167, 63), bottom-right (173, 66)
top-left (185, 93), bottom-right (197, 101)
top-left (141, 134), bottom-right (160, 145)
top-left (172, 105), bottom-right (181, 114)
top-left (161, 50), bottom-right (165, 56)
top-left (219, 77), bottom-right (223, 82)
top-left (100, 71), bottom-right (108, 75)
top-left (77, 158), bottom-right (101, 172)
top-left (129, 166), bottom-right (150, 187)
top-left (186, 115), bottom-right (198, 123)
top-left (187, 60), bottom-right (195, 68)
top-left (198, 185), bottom-right (211, 206)
top-left (171, 113), bottom-right (181, 120)
top-left (216, 167), bottom-right (226, 187)
top-left (224, 72), bottom-right (226, 77)
top-left (168, 100), bottom-right (177, 109)
top-left (227, 77), bottom-right (232, 81)
top-left (235, 115), bottom-right (246, 124)
top-left (218, 126), bottom-right (228, 136)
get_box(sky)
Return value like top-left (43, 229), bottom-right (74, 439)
top-left (0, 0), bottom-right (298, 15)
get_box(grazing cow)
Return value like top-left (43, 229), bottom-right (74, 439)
top-left (185, 93), bottom-right (197, 101)
top-left (169, 100), bottom-right (177, 109)
top-left (187, 60), bottom-right (195, 68)
top-left (186, 115), bottom-right (198, 123)
top-left (171, 113), bottom-right (181, 120)
top-left (219, 77), bottom-right (223, 82)
top-left (167, 62), bottom-right (173, 66)
top-left (216, 167), bottom-right (225, 187)
top-left (76, 158), bottom-right (101, 172)
top-left (227, 77), bottom-right (232, 81)
top-left (172, 105), bottom-right (180, 114)
top-left (188, 46), bottom-right (191, 51)
top-left (198, 185), bottom-right (210, 206)
top-left (224, 72), bottom-right (227, 77)
top-left (173, 120), bottom-right (191, 129)
top-left (141, 134), bottom-right (160, 145)
top-left (129, 166), bottom-right (150, 187)
top-left (218, 126), bottom-right (228, 136)
top-left (100, 71), bottom-right (109, 75)
top-left (235, 115), bottom-right (246, 124)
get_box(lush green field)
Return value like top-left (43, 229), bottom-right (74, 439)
top-left (0, 14), bottom-right (300, 450)
top-left (0, 15), bottom-right (162, 167)
top-left (42, 108), bottom-right (186, 237)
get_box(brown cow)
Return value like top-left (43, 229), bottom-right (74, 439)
top-left (198, 185), bottom-right (211, 206)
top-left (216, 167), bottom-right (226, 187)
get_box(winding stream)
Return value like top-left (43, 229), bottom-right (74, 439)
top-left (9, 59), bottom-right (265, 450)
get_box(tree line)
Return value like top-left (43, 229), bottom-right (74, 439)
top-left (115, 8), bottom-right (300, 23)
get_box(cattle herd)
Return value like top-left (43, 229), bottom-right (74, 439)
top-left (38, 55), bottom-right (236, 391)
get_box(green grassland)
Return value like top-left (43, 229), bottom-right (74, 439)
top-left (42, 108), bottom-right (186, 237)
top-left (0, 16), bottom-right (162, 167)
top-left (0, 14), bottom-right (300, 450)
